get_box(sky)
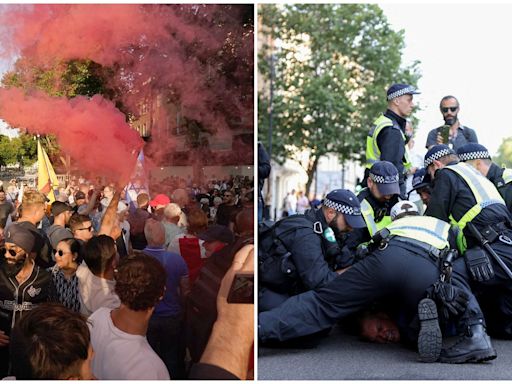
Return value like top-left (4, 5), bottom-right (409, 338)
top-left (380, 3), bottom-right (512, 158)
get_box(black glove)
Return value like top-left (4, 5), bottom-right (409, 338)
top-left (464, 247), bottom-right (495, 282)
top-left (432, 281), bottom-right (470, 319)
top-left (355, 244), bottom-right (370, 261)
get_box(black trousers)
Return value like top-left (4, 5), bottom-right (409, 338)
top-left (259, 241), bottom-right (483, 342)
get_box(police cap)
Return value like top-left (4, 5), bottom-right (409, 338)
top-left (410, 168), bottom-right (431, 192)
top-left (323, 189), bottom-right (366, 229)
top-left (369, 161), bottom-right (400, 196)
top-left (457, 143), bottom-right (491, 162)
top-left (390, 200), bottom-right (419, 221)
top-left (386, 83), bottom-right (420, 101)
top-left (424, 144), bottom-right (456, 168)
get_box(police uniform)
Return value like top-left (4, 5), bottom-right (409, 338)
top-left (425, 144), bottom-right (512, 340)
top-left (364, 84), bottom-right (420, 197)
top-left (258, 189), bottom-right (366, 312)
top-left (457, 143), bottom-right (512, 213)
top-left (259, 215), bottom-right (491, 362)
top-left (342, 161), bottom-right (399, 263)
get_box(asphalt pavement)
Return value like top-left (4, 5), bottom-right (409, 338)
top-left (257, 325), bottom-right (512, 380)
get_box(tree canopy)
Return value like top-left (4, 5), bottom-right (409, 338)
top-left (494, 137), bottom-right (512, 169)
top-left (258, 4), bottom-right (420, 193)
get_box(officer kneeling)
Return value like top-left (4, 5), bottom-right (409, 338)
top-left (259, 201), bottom-right (496, 364)
top-left (258, 189), bottom-right (366, 312)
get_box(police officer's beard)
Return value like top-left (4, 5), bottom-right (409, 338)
top-left (329, 214), bottom-right (345, 241)
top-left (1, 257), bottom-right (26, 278)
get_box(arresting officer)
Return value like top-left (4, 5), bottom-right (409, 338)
top-left (342, 161), bottom-right (400, 263)
top-left (258, 189), bottom-right (366, 312)
top-left (363, 83), bottom-right (420, 197)
top-left (424, 144), bottom-right (512, 340)
top-left (457, 143), bottom-right (512, 213)
top-left (259, 205), bottom-right (495, 364)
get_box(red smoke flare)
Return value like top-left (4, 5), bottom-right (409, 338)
top-left (0, 88), bottom-right (143, 184)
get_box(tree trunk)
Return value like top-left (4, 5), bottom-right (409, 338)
top-left (305, 155), bottom-right (319, 198)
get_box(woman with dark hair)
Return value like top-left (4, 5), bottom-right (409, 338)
top-left (48, 238), bottom-right (82, 312)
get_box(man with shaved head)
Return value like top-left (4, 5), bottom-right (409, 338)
top-left (142, 218), bottom-right (190, 378)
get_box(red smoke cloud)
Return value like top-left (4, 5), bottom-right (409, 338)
top-left (0, 4), bottom-right (253, 180)
top-left (0, 88), bottom-right (143, 184)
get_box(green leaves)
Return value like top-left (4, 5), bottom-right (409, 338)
top-left (259, 4), bottom-right (420, 193)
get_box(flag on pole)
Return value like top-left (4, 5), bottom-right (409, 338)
top-left (37, 139), bottom-right (59, 203)
top-left (125, 149), bottom-right (149, 210)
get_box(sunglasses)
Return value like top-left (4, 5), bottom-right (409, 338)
top-left (0, 248), bottom-right (18, 257)
top-left (76, 226), bottom-right (93, 232)
top-left (441, 107), bottom-right (458, 113)
top-left (54, 249), bottom-right (71, 257)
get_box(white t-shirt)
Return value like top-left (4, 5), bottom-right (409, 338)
top-left (76, 263), bottom-right (120, 316)
top-left (89, 307), bottom-right (170, 380)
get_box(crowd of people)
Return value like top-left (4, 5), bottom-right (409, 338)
top-left (258, 84), bottom-right (512, 366)
top-left (0, 174), bottom-right (254, 379)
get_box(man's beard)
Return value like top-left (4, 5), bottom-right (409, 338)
top-left (1, 258), bottom-right (26, 278)
top-left (444, 114), bottom-right (458, 126)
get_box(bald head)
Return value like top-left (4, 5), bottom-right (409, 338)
top-left (144, 218), bottom-right (166, 247)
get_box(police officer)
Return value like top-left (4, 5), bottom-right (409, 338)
top-left (259, 210), bottom-right (495, 363)
top-left (343, 161), bottom-right (400, 262)
top-left (408, 167), bottom-right (432, 207)
top-left (424, 144), bottom-right (512, 345)
top-left (258, 189), bottom-right (366, 312)
top-left (364, 83), bottom-right (420, 197)
top-left (457, 143), bottom-right (512, 212)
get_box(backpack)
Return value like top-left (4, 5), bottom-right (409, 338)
top-left (258, 215), bottom-right (315, 294)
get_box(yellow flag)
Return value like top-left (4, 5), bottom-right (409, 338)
top-left (37, 140), bottom-right (59, 203)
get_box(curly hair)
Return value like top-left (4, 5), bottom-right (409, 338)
top-left (114, 254), bottom-right (166, 311)
top-left (10, 303), bottom-right (90, 379)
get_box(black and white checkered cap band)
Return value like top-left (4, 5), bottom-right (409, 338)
top-left (458, 150), bottom-right (491, 162)
top-left (424, 148), bottom-right (453, 167)
top-left (323, 198), bottom-right (361, 215)
top-left (369, 172), bottom-right (399, 184)
top-left (387, 86), bottom-right (417, 100)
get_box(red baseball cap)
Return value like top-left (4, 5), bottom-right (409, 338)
top-left (149, 194), bottom-right (170, 207)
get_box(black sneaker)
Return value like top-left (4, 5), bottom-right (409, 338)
top-left (417, 298), bottom-right (442, 362)
top-left (440, 324), bottom-right (497, 364)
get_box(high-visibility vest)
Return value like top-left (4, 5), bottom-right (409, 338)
top-left (445, 162), bottom-right (506, 252)
top-left (360, 198), bottom-right (392, 237)
top-left (365, 114), bottom-right (412, 170)
top-left (386, 215), bottom-right (451, 250)
top-left (502, 168), bottom-right (512, 185)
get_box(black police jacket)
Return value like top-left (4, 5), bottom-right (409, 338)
top-left (487, 162), bottom-right (512, 213)
top-left (425, 161), bottom-right (512, 245)
top-left (0, 264), bottom-right (57, 336)
top-left (340, 188), bottom-right (398, 265)
top-left (262, 209), bottom-right (339, 294)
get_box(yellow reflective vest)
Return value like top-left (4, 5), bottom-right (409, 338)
top-left (445, 162), bottom-right (505, 252)
top-left (365, 114), bottom-right (412, 171)
top-left (360, 198), bottom-right (392, 237)
top-left (385, 215), bottom-right (451, 250)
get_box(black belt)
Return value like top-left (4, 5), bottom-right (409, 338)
top-left (388, 236), bottom-right (445, 259)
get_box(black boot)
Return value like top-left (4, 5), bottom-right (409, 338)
top-left (440, 324), bottom-right (497, 363)
top-left (417, 298), bottom-right (442, 362)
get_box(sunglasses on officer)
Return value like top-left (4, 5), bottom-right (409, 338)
top-left (441, 106), bottom-right (458, 113)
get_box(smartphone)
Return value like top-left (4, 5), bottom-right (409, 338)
top-left (440, 124), bottom-right (450, 144)
top-left (227, 273), bottom-right (254, 304)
